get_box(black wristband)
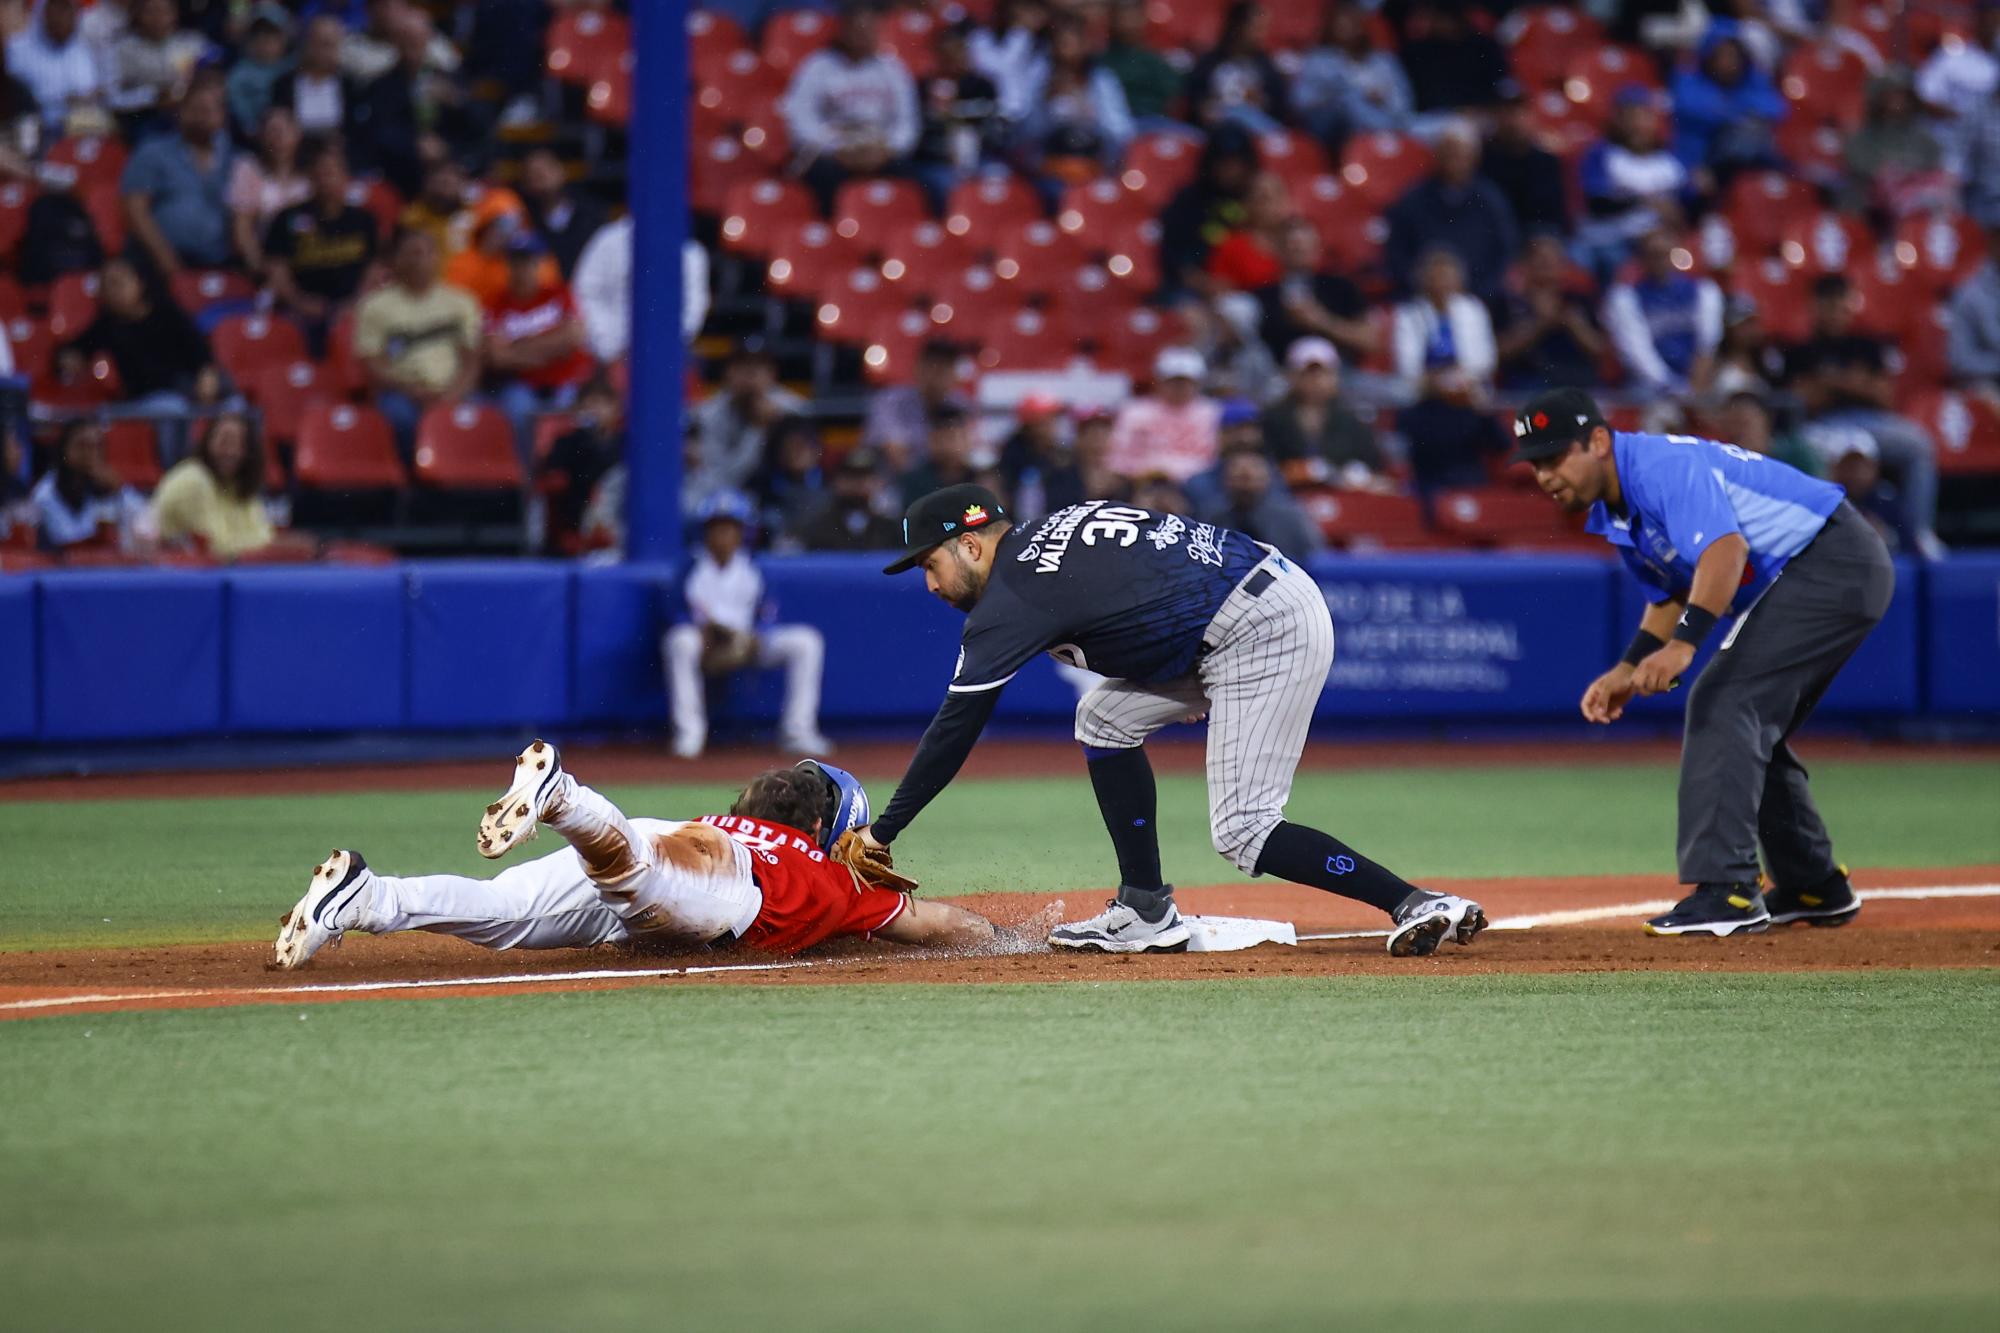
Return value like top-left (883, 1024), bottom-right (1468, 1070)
top-left (1621, 629), bottom-right (1666, 667)
top-left (1671, 605), bottom-right (1720, 648)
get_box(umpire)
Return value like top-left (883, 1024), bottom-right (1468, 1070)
top-left (1514, 389), bottom-right (1895, 936)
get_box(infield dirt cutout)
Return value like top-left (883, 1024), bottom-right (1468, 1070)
top-left (4, 867), bottom-right (1996, 1021)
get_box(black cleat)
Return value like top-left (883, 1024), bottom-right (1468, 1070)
top-left (1644, 883), bottom-right (1771, 937)
top-left (1766, 865), bottom-right (1861, 928)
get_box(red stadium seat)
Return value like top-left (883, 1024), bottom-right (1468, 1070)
top-left (1848, 255), bottom-right (1924, 338)
top-left (81, 184), bottom-right (124, 255)
top-left (760, 8), bottom-right (836, 77)
top-left (210, 314), bottom-right (307, 389)
top-left (815, 268), bottom-right (912, 346)
top-left (45, 135), bottom-right (128, 194)
top-left (990, 219), bottom-right (1085, 294)
top-left (1909, 390), bottom-right (2000, 475)
top-left (881, 6), bottom-right (937, 78)
top-left (766, 219), bottom-right (865, 299)
top-left (718, 177), bottom-right (817, 255)
top-left (0, 180), bottom-right (32, 258)
top-left (1295, 174), bottom-right (1388, 275)
top-left (975, 308), bottom-right (1075, 373)
top-left (832, 177), bottom-right (930, 243)
top-left (690, 133), bottom-right (769, 216)
top-left (1732, 257), bottom-right (1815, 344)
top-left (1893, 211), bottom-right (1986, 292)
top-left (0, 273), bottom-right (24, 321)
top-left (1296, 488), bottom-right (1432, 549)
top-left (687, 10), bottom-right (749, 70)
top-left (47, 271), bottom-right (98, 339)
top-left (878, 219), bottom-right (974, 295)
top-left (251, 360), bottom-right (337, 444)
top-left (295, 402), bottom-right (404, 490)
top-left (1121, 131), bottom-right (1201, 208)
top-left (101, 420), bottom-right (161, 488)
top-left (1834, 0), bottom-right (1896, 62)
top-left (350, 176), bottom-right (403, 240)
top-left (1256, 130), bottom-right (1332, 194)
top-left (1895, 304), bottom-right (1953, 402)
top-left (945, 175), bottom-right (1045, 241)
top-left (1558, 44), bottom-right (1660, 126)
top-left (1775, 212), bottom-right (1873, 275)
top-left (1722, 171), bottom-right (1818, 258)
top-left (5, 316), bottom-right (54, 386)
top-left (1056, 177), bottom-right (1152, 246)
top-left (1339, 133), bottom-right (1433, 210)
top-left (1776, 118), bottom-right (1848, 183)
top-left (1047, 263), bottom-right (1140, 334)
top-left (1781, 41), bottom-right (1870, 129)
top-left (586, 52), bottom-right (633, 128)
top-left (1431, 487), bottom-right (1569, 546)
top-left (546, 6), bottom-right (629, 86)
top-left (1100, 217), bottom-right (1162, 292)
top-left (170, 269), bottom-right (256, 315)
top-left (926, 264), bottom-right (1013, 335)
top-left (1145, 0), bottom-right (1227, 53)
top-left (532, 411), bottom-right (578, 462)
top-left (1502, 5), bottom-right (1608, 91)
top-left (414, 402), bottom-right (520, 487)
top-left (860, 307), bottom-right (941, 385)
top-left (1097, 305), bottom-right (1190, 381)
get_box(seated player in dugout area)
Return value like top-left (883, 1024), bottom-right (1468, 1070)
top-left (274, 744), bottom-right (998, 968)
top-left (1514, 388), bottom-right (1893, 938)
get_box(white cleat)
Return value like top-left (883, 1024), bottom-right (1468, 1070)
top-left (274, 850), bottom-right (375, 969)
top-left (1049, 900), bottom-right (1192, 954)
top-left (478, 740), bottom-right (567, 859)
top-left (1387, 891), bottom-right (1488, 957)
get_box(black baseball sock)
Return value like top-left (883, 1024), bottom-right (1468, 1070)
top-left (1085, 745), bottom-right (1165, 898)
top-left (1254, 821), bottom-right (1414, 915)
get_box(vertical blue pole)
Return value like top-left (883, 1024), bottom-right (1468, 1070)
top-left (625, 0), bottom-right (687, 563)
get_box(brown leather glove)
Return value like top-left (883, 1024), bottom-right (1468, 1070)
top-left (830, 828), bottom-right (920, 894)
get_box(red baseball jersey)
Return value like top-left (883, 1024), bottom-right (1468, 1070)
top-left (699, 815), bottom-right (907, 954)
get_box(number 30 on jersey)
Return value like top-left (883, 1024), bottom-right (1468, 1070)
top-left (1079, 505), bottom-right (1152, 548)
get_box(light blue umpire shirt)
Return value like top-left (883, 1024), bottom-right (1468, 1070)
top-left (1585, 431), bottom-right (1845, 614)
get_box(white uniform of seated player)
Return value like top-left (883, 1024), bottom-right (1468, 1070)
top-left (273, 746), bottom-right (994, 968)
top-left (664, 491), bottom-right (831, 760)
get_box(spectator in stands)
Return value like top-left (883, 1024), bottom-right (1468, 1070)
top-left (781, 0), bottom-right (919, 211)
top-left (1196, 440), bottom-right (1323, 560)
top-left (17, 174), bottom-right (103, 286)
top-left (484, 231), bottom-right (590, 465)
top-left (912, 19), bottom-right (1004, 204)
top-left (861, 338), bottom-right (966, 469)
top-left (122, 75), bottom-right (235, 277)
top-left (1669, 22), bottom-right (1786, 178)
top-left (1603, 227), bottom-right (1723, 397)
top-left (1293, 3), bottom-right (1413, 143)
top-left (1802, 423), bottom-right (1912, 551)
top-left (345, 0), bottom-right (458, 85)
top-left (1204, 171), bottom-right (1290, 294)
top-left (147, 411), bottom-right (292, 560)
top-left (224, 3), bottom-right (291, 135)
top-left (1948, 225), bottom-right (2000, 391)
top-left (227, 105), bottom-right (309, 275)
top-left (968, 0), bottom-right (1049, 125)
top-left (264, 137), bottom-right (377, 348)
top-left (755, 415), bottom-right (830, 551)
top-left (1575, 85), bottom-right (1690, 282)
top-left (899, 402), bottom-right (995, 505)
top-left (538, 373), bottom-right (623, 556)
top-left (1917, 2), bottom-right (2000, 175)
top-left (110, 0), bottom-right (213, 118)
top-left (7, 0), bottom-right (105, 129)
top-left (1101, 0), bottom-right (1180, 124)
top-left (1158, 123), bottom-right (1258, 300)
top-left (1786, 271), bottom-right (1945, 557)
top-left (1498, 232), bottom-right (1607, 392)
top-left (800, 447), bottom-right (902, 551)
top-left (665, 492), bottom-right (832, 759)
top-left (688, 341), bottom-right (805, 511)
top-left (1397, 1), bottom-right (1509, 116)
top-left (1384, 119), bottom-right (1518, 307)
top-left (1186, 1), bottom-right (1290, 134)
top-left (1019, 13), bottom-right (1133, 186)
top-left (399, 158), bottom-right (476, 252)
top-left (60, 258), bottom-right (219, 461)
top-left (349, 5), bottom-right (477, 197)
top-left (1480, 83), bottom-right (1570, 237)
top-left (269, 15), bottom-right (355, 138)
top-left (1953, 82), bottom-right (2000, 226)
top-left (1252, 216), bottom-right (1376, 365)
top-left (1263, 336), bottom-right (1386, 487)
top-left (447, 206), bottom-right (558, 306)
top-left (1844, 69), bottom-right (1949, 218)
top-left (30, 419), bottom-right (145, 551)
top-left (999, 395), bottom-right (1086, 518)
top-left (1130, 473), bottom-right (1191, 514)
top-left (1719, 388), bottom-right (1821, 475)
top-left (1071, 406), bottom-right (1129, 502)
top-left (573, 213), bottom-right (631, 361)
top-left (354, 226), bottom-right (483, 459)
top-left (1394, 247), bottom-right (1502, 493)
top-left (516, 147), bottom-right (604, 279)
top-left (1108, 346), bottom-right (1222, 483)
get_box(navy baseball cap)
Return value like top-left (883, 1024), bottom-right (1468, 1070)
top-left (1509, 388), bottom-right (1608, 463)
top-left (883, 483), bottom-right (1008, 574)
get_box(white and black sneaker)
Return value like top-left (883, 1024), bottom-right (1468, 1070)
top-left (1387, 891), bottom-right (1489, 957)
top-left (1049, 900), bottom-right (1192, 954)
top-left (477, 740), bottom-right (569, 859)
top-left (274, 849), bottom-right (376, 969)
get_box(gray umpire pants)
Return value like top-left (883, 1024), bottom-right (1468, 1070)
top-left (1074, 550), bottom-right (1336, 874)
top-left (1678, 504), bottom-right (1895, 888)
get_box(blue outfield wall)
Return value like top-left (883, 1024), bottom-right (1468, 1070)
top-left (0, 552), bottom-right (1993, 745)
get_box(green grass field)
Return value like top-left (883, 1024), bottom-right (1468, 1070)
top-left (2, 755), bottom-right (1998, 1330)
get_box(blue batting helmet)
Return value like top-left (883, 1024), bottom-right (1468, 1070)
top-left (794, 758), bottom-right (870, 852)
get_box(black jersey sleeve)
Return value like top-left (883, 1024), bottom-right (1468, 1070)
top-left (947, 577), bottom-right (1059, 694)
top-left (870, 686), bottom-right (1003, 843)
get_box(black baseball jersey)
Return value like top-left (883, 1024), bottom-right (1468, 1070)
top-left (873, 503), bottom-right (1266, 842)
top-left (952, 503), bottom-right (1266, 691)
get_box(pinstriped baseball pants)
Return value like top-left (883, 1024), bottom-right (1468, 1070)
top-left (1074, 552), bottom-right (1336, 872)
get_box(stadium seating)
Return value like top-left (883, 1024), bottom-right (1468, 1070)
top-left (46, 272), bottom-right (98, 339)
top-left (295, 403), bottom-right (403, 490)
top-left (1780, 41), bottom-right (1871, 129)
top-left (1431, 487), bottom-right (1572, 547)
top-left (101, 420), bottom-right (161, 488)
top-left (1339, 133), bottom-right (1432, 211)
top-left (765, 219), bottom-right (865, 298)
top-left (719, 177), bottom-right (816, 256)
top-left (946, 176), bottom-right (1045, 238)
top-left (1910, 391), bottom-right (2000, 476)
top-left (413, 403), bottom-right (522, 488)
top-left (546, 6), bottom-right (630, 87)
top-left (832, 178), bottom-right (929, 244)
top-left (210, 315), bottom-right (307, 390)
top-left (250, 361), bottom-right (337, 446)
top-left (759, 7), bottom-right (835, 76)
top-left (815, 268), bottom-right (911, 347)
top-left (45, 135), bottom-right (128, 195)
top-left (1296, 488), bottom-right (1432, 549)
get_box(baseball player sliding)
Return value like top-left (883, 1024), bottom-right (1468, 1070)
top-left (850, 484), bottom-right (1487, 957)
top-left (273, 743), bottom-right (997, 967)
top-left (1514, 388), bottom-right (1894, 936)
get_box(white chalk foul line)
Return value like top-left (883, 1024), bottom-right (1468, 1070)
top-left (1294, 884), bottom-right (2000, 942)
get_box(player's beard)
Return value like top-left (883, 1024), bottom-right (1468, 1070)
top-left (944, 552), bottom-right (987, 612)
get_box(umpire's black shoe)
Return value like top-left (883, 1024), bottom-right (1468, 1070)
top-left (1644, 883), bottom-right (1772, 937)
top-left (1766, 865), bottom-right (1861, 928)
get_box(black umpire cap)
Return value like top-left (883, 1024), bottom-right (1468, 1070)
top-left (882, 483), bottom-right (1008, 574)
top-left (1509, 388), bottom-right (1609, 464)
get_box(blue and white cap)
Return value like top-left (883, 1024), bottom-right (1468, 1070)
top-left (696, 489), bottom-right (756, 527)
top-left (794, 759), bottom-right (870, 852)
